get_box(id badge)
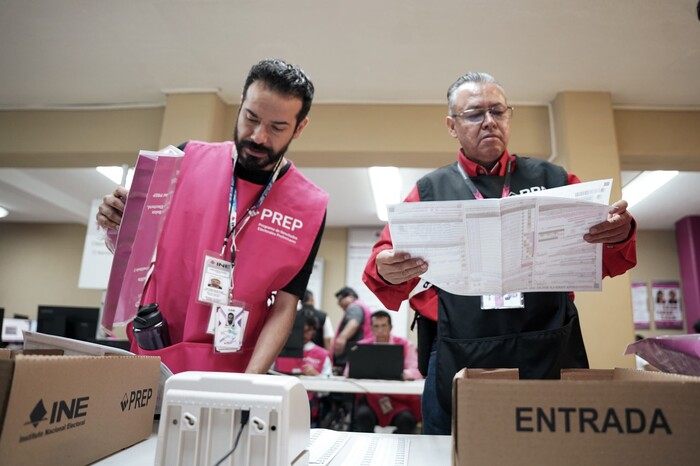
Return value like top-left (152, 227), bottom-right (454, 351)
top-left (481, 292), bottom-right (525, 310)
top-left (213, 305), bottom-right (248, 353)
top-left (197, 251), bottom-right (232, 305)
top-left (378, 396), bottom-right (394, 415)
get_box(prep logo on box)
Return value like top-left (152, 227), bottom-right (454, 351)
top-left (121, 388), bottom-right (153, 411)
top-left (19, 396), bottom-right (90, 443)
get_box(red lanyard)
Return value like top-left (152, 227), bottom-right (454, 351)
top-left (456, 156), bottom-right (512, 199)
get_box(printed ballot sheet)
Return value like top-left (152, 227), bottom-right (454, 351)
top-left (387, 179), bottom-right (613, 295)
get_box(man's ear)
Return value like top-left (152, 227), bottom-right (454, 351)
top-left (293, 117), bottom-right (309, 139)
top-left (446, 116), bottom-right (458, 138)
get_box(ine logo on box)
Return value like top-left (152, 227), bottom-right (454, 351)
top-left (19, 397), bottom-right (90, 444)
top-left (121, 388), bottom-right (153, 411)
top-left (26, 397), bottom-right (89, 429)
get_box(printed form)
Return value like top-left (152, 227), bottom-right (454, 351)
top-left (387, 179), bottom-right (613, 296)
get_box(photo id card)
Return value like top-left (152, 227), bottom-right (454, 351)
top-left (214, 305), bottom-right (248, 353)
top-left (481, 292), bottom-right (525, 310)
top-left (197, 252), bottom-right (232, 305)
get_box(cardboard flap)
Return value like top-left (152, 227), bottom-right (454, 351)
top-left (612, 367), bottom-right (700, 382)
top-left (560, 369), bottom-right (614, 381)
top-left (455, 368), bottom-right (520, 381)
top-left (11, 349), bottom-right (65, 358)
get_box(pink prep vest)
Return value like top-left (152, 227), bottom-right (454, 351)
top-left (356, 335), bottom-right (422, 426)
top-left (129, 141), bottom-right (328, 373)
top-left (303, 343), bottom-right (330, 374)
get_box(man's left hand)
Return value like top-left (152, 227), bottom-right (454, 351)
top-left (584, 199), bottom-right (633, 244)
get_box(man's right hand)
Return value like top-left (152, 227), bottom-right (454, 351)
top-left (97, 186), bottom-right (128, 230)
top-left (375, 249), bottom-right (428, 285)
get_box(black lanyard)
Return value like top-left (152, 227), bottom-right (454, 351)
top-left (456, 156), bottom-right (513, 199)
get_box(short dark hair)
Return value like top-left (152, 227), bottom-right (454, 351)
top-left (446, 72), bottom-right (504, 111)
top-left (371, 310), bottom-right (392, 325)
top-left (335, 286), bottom-right (358, 300)
top-left (303, 311), bottom-right (318, 330)
top-left (303, 289), bottom-right (313, 304)
top-left (242, 58), bottom-right (315, 126)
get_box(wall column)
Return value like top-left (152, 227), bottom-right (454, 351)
top-left (552, 91), bottom-right (635, 369)
top-left (158, 92), bottom-right (228, 148)
top-left (676, 216), bottom-right (700, 331)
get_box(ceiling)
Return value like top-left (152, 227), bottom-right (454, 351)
top-left (1, 0), bottom-right (699, 230)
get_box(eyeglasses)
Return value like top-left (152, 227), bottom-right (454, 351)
top-left (451, 106), bottom-right (513, 125)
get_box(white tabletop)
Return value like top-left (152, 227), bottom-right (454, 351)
top-left (298, 376), bottom-right (424, 395)
top-left (94, 428), bottom-right (451, 466)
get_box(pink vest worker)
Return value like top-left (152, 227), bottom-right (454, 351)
top-left (129, 141), bottom-right (328, 374)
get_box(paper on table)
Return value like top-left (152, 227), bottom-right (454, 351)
top-left (22, 331), bottom-right (172, 413)
top-left (387, 179), bottom-right (613, 296)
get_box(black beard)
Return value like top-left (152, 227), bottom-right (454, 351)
top-left (233, 127), bottom-right (291, 171)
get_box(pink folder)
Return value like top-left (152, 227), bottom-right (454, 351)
top-left (101, 147), bottom-right (183, 329)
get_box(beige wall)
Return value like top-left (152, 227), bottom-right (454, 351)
top-left (0, 223), bottom-right (104, 318)
top-left (315, 227), bottom-right (348, 331)
top-left (1, 99), bottom-right (697, 370)
top-left (615, 109), bottom-right (700, 171)
top-left (552, 92), bottom-right (634, 369)
top-left (0, 108), bottom-right (164, 167)
top-left (628, 230), bottom-right (685, 337)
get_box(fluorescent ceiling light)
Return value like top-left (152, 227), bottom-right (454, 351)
top-left (0, 206), bottom-right (8, 218)
top-left (96, 165), bottom-right (135, 189)
top-left (622, 170), bottom-right (678, 209)
top-left (369, 166), bottom-right (401, 222)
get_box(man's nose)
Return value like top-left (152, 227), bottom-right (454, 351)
top-left (251, 124), bottom-right (269, 145)
top-left (482, 110), bottom-right (498, 127)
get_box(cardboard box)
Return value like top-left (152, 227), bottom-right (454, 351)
top-left (0, 350), bottom-right (160, 466)
top-left (452, 368), bottom-right (700, 466)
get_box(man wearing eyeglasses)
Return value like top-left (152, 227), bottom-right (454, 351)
top-left (362, 72), bottom-right (637, 435)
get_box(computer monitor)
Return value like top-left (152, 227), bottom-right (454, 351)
top-left (277, 311), bottom-right (305, 359)
top-left (36, 305), bottom-right (100, 342)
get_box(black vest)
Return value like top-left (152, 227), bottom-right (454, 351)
top-left (418, 156), bottom-right (590, 413)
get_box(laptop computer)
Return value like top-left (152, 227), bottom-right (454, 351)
top-left (347, 343), bottom-right (404, 380)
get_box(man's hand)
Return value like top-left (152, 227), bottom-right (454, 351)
top-left (584, 199), bottom-right (633, 244)
top-left (376, 249), bottom-right (428, 285)
top-left (334, 335), bottom-right (347, 355)
top-left (97, 186), bottom-right (128, 230)
top-left (301, 363), bottom-right (320, 376)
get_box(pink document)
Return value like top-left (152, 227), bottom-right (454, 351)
top-left (625, 334), bottom-right (700, 376)
top-left (101, 146), bottom-right (184, 328)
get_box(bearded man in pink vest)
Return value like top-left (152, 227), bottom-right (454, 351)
top-left (352, 310), bottom-right (422, 434)
top-left (97, 59), bottom-right (328, 375)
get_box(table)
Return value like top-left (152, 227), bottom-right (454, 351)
top-left (298, 376), bottom-right (424, 395)
top-left (95, 428), bottom-right (451, 465)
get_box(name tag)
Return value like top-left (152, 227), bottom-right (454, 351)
top-left (481, 292), bottom-right (525, 310)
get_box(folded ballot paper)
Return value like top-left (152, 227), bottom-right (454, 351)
top-left (387, 179), bottom-right (613, 296)
top-left (102, 146), bottom-right (184, 329)
top-left (625, 334), bottom-right (700, 376)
